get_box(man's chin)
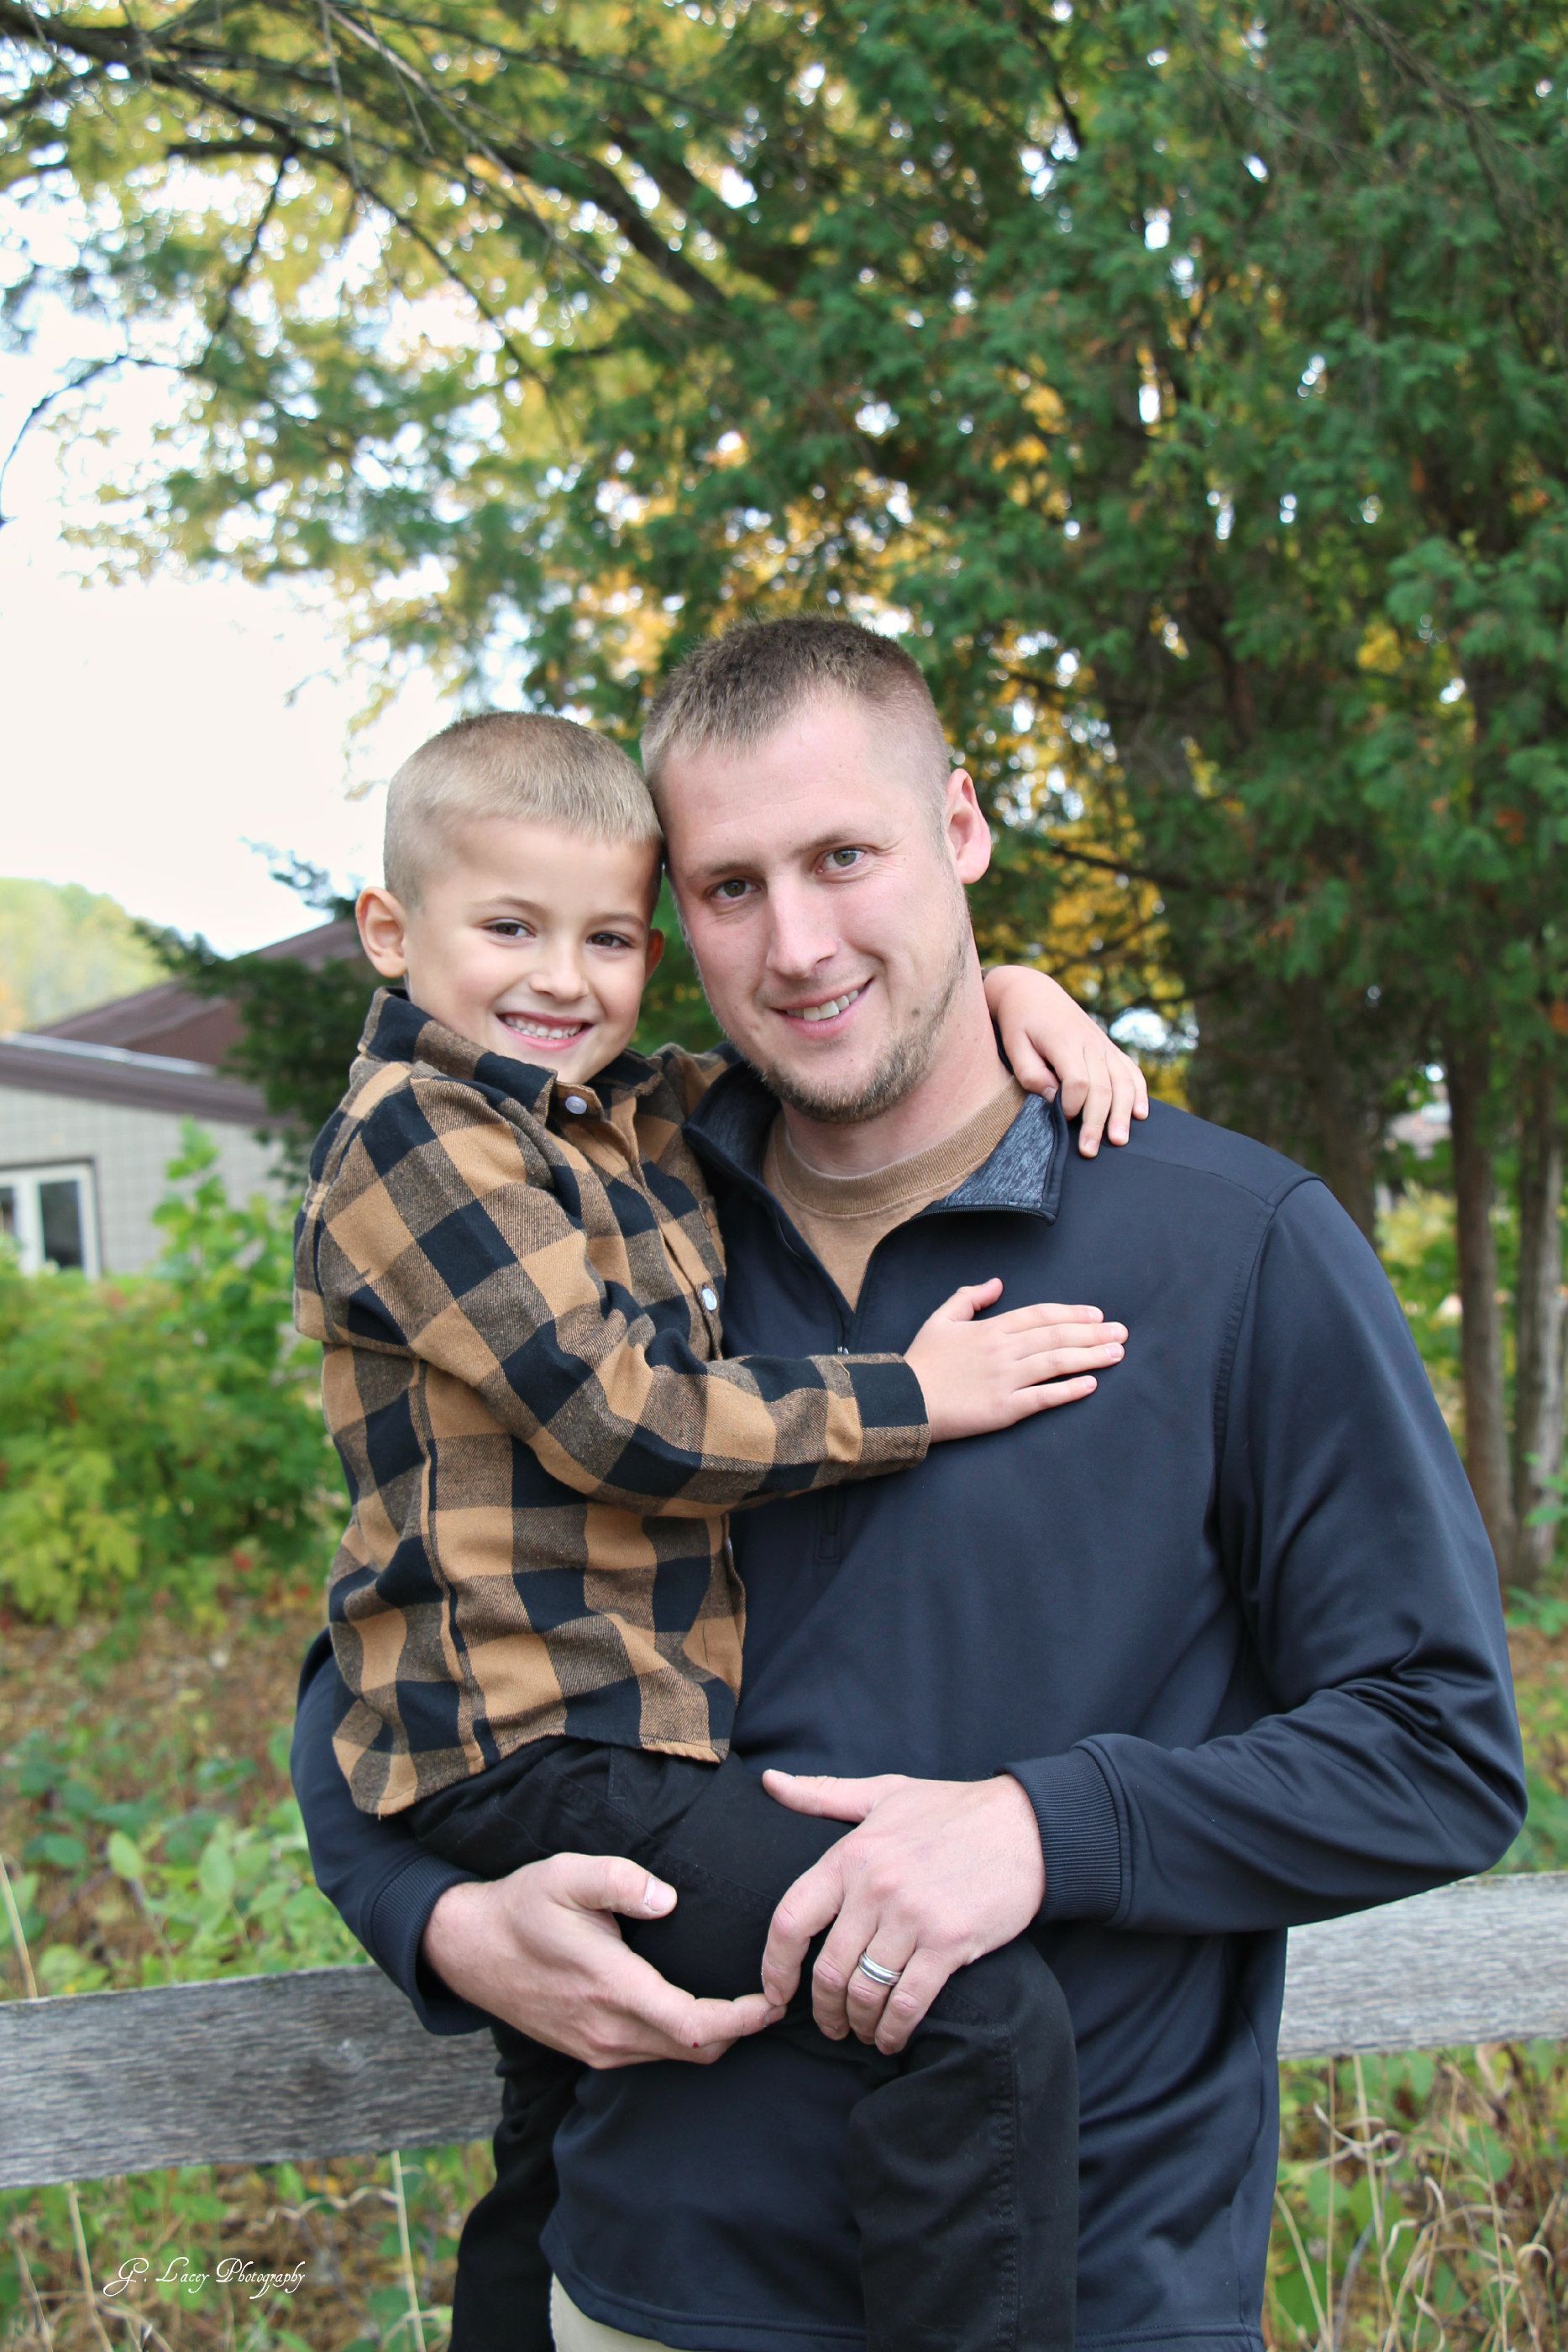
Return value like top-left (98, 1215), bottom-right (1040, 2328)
top-left (753, 1037), bottom-right (930, 1126)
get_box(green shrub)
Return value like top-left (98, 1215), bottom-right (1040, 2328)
top-left (0, 1127), bottom-right (336, 1625)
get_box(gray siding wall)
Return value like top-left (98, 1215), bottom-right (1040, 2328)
top-left (0, 1086), bottom-right (293, 1274)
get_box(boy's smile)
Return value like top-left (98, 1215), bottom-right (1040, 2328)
top-left (356, 815), bottom-right (664, 1089)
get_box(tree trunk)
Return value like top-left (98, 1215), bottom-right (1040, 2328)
top-left (1287, 980), bottom-right (1379, 1242)
top-left (1445, 1031), bottom-right (1517, 1590)
top-left (1511, 1052), bottom-right (1565, 1588)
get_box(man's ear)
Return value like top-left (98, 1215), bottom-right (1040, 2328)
top-left (356, 885), bottom-right (411, 979)
top-left (945, 770), bottom-right (994, 886)
top-left (644, 928), bottom-right (667, 979)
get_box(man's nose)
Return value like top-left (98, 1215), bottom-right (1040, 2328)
top-left (764, 881), bottom-right (839, 979)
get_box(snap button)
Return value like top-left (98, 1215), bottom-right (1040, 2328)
top-left (700, 1284), bottom-right (718, 1311)
top-left (563, 1093), bottom-right (589, 1115)
top-left (836, 1343), bottom-right (850, 1355)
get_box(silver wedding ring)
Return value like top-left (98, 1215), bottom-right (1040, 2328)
top-left (857, 1950), bottom-right (903, 1988)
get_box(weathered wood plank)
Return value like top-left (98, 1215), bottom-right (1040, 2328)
top-left (3, 1873), bottom-right (1565, 2189)
top-left (1276, 1869), bottom-right (1568, 2057)
top-left (0, 1966), bottom-right (502, 2188)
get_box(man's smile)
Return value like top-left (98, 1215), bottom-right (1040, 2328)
top-left (773, 982), bottom-right (871, 1033)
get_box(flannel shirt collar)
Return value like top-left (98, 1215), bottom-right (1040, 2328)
top-left (686, 1056), bottom-right (1067, 1223)
top-left (358, 987), bottom-right (665, 1124)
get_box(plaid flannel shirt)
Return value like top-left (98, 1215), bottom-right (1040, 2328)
top-left (295, 990), bottom-right (930, 1816)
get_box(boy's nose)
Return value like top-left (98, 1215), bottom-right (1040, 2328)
top-left (529, 948), bottom-right (588, 999)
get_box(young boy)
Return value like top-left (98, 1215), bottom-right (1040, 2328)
top-left (295, 711), bottom-right (1139, 2352)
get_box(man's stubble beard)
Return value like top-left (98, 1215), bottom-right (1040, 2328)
top-left (746, 891), bottom-right (973, 1127)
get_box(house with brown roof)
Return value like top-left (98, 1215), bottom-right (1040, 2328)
top-left (0, 920), bottom-right (359, 1274)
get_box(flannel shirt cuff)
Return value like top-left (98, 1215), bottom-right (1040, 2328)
top-left (843, 1355), bottom-right (931, 1462)
top-left (365, 1853), bottom-right (493, 2037)
top-left (1002, 1745), bottom-right (1124, 1924)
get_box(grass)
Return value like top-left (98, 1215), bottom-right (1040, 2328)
top-left (2, 1567), bottom-right (1565, 2350)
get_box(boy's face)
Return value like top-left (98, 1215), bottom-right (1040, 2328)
top-left (357, 816), bottom-right (664, 1087)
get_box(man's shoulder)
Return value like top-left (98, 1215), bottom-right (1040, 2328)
top-left (1109, 1099), bottom-right (1317, 1217)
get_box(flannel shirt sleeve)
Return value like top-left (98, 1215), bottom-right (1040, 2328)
top-left (307, 1075), bottom-right (929, 1515)
top-left (647, 1040), bottom-right (741, 1119)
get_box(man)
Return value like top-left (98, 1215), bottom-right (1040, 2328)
top-left (292, 617), bottom-right (1526, 2352)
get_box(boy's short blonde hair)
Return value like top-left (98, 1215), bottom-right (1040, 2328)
top-left (384, 712), bottom-right (662, 906)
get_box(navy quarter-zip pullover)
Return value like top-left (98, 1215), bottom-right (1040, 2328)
top-left (291, 1073), bottom-right (1526, 2352)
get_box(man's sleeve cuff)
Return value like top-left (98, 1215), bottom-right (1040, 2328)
top-left (364, 1853), bottom-right (494, 2037)
top-left (1003, 1744), bottom-right (1124, 1924)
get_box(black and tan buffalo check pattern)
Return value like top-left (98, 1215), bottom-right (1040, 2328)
top-left (295, 990), bottom-right (929, 1816)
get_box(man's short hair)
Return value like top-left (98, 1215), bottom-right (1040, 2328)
top-left (641, 617), bottom-right (951, 809)
top-left (384, 712), bottom-right (661, 904)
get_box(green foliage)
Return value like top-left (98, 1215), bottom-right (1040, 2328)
top-left (144, 860), bottom-right (382, 1166)
top-left (0, 1126), bottom-right (336, 1625)
top-left (8, 0), bottom-right (1567, 1228)
top-left (1270, 2046), bottom-right (1568, 2348)
top-left (0, 874), bottom-right (166, 1031)
top-left (8, 1719), bottom-right (362, 1991)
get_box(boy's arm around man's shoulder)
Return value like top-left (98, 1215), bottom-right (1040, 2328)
top-left (307, 1067), bottom-right (928, 1515)
top-left (1005, 1175), bottom-right (1528, 1937)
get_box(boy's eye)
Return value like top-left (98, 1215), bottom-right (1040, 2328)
top-left (487, 920), bottom-right (531, 939)
top-left (589, 932), bottom-right (635, 950)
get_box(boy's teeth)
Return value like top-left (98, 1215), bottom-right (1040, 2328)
top-left (504, 1015), bottom-right (587, 1039)
top-left (795, 989), bottom-right (863, 1023)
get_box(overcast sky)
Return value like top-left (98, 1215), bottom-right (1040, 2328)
top-left (0, 303), bottom-right (450, 955)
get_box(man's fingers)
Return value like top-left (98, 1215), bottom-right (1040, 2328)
top-left (810, 1898), bottom-right (884, 2040)
top-left (762, 1769), bottom-right (905, 1822)
top-left (759, 1850), bottom-right (849, 2007)
top-left (549, 1851), bottom-right (678, 1921)
top-left (841, 1924), bottom-right (920, 2045)
top-left (873, 1952), bottom-right (954, 2055)
top-left (585, 1939), bottom-right (783, 2066)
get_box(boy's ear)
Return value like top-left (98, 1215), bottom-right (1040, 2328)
top-left (644, 928), bottom-right (666, 979)
top-left (356, 885), bottom-right (411, 980)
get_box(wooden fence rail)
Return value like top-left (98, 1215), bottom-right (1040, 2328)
top-left (3, 1872), bottom-right (1565, 2192)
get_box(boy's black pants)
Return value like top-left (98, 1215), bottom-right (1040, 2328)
top-left (411, 1737), bottom-right (1078, 2352)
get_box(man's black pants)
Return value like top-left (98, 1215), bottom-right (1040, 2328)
top-left (412, 1738), bottom-right (1078, 2352)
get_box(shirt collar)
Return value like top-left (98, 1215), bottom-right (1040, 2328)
top-left (357, 988), bottom-right (663, 1121)
top-left (685, 1057), bottom-right (1067, 1223)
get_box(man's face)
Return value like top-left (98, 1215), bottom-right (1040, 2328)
top-left (659, 694), bottom-right (991, 1123)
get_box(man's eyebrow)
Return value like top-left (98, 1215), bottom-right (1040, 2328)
top-left (684, 828), bottom-right (876, 884)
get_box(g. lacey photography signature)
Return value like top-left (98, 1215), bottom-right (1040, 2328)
top-left (102, 2254), bottom-right (307, 2301)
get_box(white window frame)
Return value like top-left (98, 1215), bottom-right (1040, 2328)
top-left (0, 1161), bottom-right (102, 1277)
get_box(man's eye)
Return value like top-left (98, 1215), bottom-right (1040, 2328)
top-left (824, 848), bottom-right (867, 871)
top-left (711, 879), bottom-right (752, 903)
